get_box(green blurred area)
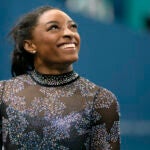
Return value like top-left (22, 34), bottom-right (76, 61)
top-left (66, 0), bottom-right (150, 32)
top-left (124, 0), bottom-right (150, 31)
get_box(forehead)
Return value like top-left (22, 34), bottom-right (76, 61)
top-left (37, 9), bottom-right (72, 24)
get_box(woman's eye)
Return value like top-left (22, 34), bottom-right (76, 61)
top-left (71, 24), bottom-right (78, 29)
top-left (48, 25), bottom-right (59, 31)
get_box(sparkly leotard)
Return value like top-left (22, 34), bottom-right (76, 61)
top-left (0, 70), bottom-right (120, 150)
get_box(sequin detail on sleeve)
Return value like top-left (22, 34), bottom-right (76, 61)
top-left (91, 121), bottom-right (120, 150)
top-left (90, 88), bottom-right (120, 150)
top-left (94, 88), bottom-right (116, 109)
top-left (0, 81), bottom-right (5, 104)
top-left (110, 121), bottom-right (120, 142)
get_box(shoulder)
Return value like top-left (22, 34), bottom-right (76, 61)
top-left (78, 76), bottom-right (117, 99)
top-left (0, 80), bottom-right (7, 104)
top-left (78, 76), bottom-right (99, 89)
top-left (3, 74), bottom-right (31, 84)
top-left (0, 74), bottom-right (32, 90)
top-left (78, 75), bottom-right (119, 110)
top-left (98, 87), bottom-right (117, 101)
top-left (94, 86), bottom-right (119, 113)
top-left (0, 80), bottom-right (6, 87)
top-left (0, 80), bottom-right (6, 95)
top-left (77, 77), bottom-right (118, 104)
top-left (76, 76), bottom-right (100, 97)
top-left (78, 76), bottom-right (120, 121)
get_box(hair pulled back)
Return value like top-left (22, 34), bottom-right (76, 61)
top-left (10, 6), bottom-right (57, 77)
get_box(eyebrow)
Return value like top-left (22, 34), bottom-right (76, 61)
top-left (46, 20), bottom-right (76, 25)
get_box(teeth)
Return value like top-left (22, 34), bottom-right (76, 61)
top-left (61, 43), bottom-right (75, 49)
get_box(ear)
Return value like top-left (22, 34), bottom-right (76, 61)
top-left (24, 40), bottom-right (37, 54)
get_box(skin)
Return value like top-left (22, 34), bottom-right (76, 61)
top-left (24, 9), bottom-right (80, 75)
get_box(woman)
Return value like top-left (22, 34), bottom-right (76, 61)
top-left (0, 6), bottom-right (120, 150)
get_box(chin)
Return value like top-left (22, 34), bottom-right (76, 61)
top-left (70, 55), bottom-right (79, 62)
top-left (64, 56), bottom-right (79, 64)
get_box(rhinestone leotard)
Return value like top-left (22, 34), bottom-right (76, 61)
top-left (0, 71), bottom-right (120, 150)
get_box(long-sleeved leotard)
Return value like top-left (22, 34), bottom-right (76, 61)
top-left (0, 70), bottom-right (120, 150)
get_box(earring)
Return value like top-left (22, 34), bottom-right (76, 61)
top-left (31, 50), bottom-right (36, 54)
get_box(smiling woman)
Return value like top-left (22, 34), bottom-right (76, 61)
top-left (0, 5), bottom-right (120, 150)
top-left (26, 9), bottom-right (80, 74)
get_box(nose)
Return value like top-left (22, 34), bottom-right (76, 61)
top-left (62, 27), bottom-right (74, 38)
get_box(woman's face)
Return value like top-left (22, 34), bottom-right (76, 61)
top-left (29, 9), bottom-right (80, 71)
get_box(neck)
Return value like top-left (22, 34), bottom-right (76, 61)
top-left (34, 64), bottom-right (73, 75)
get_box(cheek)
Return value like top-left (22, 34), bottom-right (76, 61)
top-left (39, 35), bottom-right (54, 43)
top-left (35, 36), bottom-right (57, 50)
top-left (32, 30), bottom-right (56, 45)
top-left (76, 35), bottom-right (81, 50)
top-left (76, 32), bottom-right (80, 40)
top-left (76, 34), bottom-right (81, 45)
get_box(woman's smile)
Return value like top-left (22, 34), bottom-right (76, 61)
top-left (57, 42), bottom-right (76, 51)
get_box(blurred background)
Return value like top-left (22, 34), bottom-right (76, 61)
top-left (0, 0), bottom-right (150, 149)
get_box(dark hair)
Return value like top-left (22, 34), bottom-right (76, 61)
top-left (9, 6), bottom-right (58, 77)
